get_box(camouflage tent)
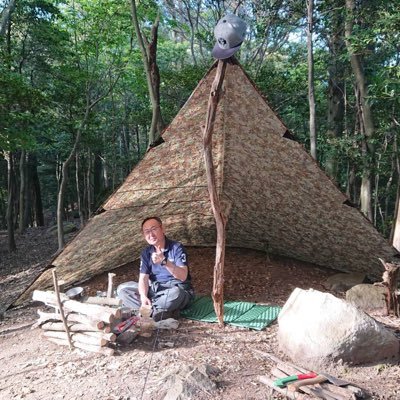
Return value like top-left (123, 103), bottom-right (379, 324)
top-left (16, 60), bottom-right (398, 304)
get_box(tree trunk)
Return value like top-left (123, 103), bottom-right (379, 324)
top-left (31, 153), bottom-right (44, 227)
top-left (23, 152), bottom-right (33, 228)
top-left (134, 124), bottom-right (140, 161)
top-left (390, 131), bottom-right (400, 249)
top-left (344, 0), bottom-right (375, 221)
top-left (18, 149), bottom-right (26, 233)
top-left (0, 0), bottom-right (16, 37)
top-left (87, 150), bottom-right (92, 217)
top-left (5, 151), bottom-right (16, 252)
top-left (75, 153), bottom-right (84, 227)
top-left (307, 0), bottom-right (317, 160)
top-left (130, 0), bottom-right (164, 146)
top-left (325, 2), bottom-right (345, 181)
top-left (93, 152), bottom-right (103, 206)
top-left (58, 119), bottom-right (86, 249)
top-left (183, 0), bottom-right (197, 65)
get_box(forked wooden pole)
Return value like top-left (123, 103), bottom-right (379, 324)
top-left (202, 59), bottom-right (228, 327)
top-left (52, 269), bottom-right (74, 350)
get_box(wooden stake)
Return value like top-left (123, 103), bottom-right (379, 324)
top-left (203, 59), bottom-right (228, 327)
top-left (107, 273), bottom-right (116, 298)
top-left (52, 270), bottom-right (73, 350)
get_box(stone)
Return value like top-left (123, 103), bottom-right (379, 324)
top-left (155, 318), bottom-right (180, 330)
top-left (346, 284), bottom-right (387, 312)
top-left (278, 288), bottom-right (399, 368)
top-left (162, 364), bottom-right (217, 400)
top-left (324, 272), bottom-right (367, 292)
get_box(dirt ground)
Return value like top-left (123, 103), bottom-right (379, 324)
top-left (0, 227), bottom-right (400, 400)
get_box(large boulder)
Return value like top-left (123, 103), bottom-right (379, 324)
top-left (324, 272), bottom-right (367, 292)
top-left (346, 284), bottom-right (387, 312)
top-left (278, 288), bottom-right (399, 368)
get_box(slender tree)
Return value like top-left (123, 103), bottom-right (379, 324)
top-left (130, 0), bottom-right (165, 146)
top-left (0, 0), bottom-right (16, 37)
top-left (307, 0), bottom-right (317, 159)
top-left (5, 152), bottom-right (16, 252)
top-left (344, 0), bottom-right (375, 221)
top-left (323, 0), bottom-right (345, 181)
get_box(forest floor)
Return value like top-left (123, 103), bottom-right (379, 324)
top-left (0, 227), bottom-right (400, 400)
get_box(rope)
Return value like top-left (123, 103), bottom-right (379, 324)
top-left (138, 293), bottom-right (168, 400)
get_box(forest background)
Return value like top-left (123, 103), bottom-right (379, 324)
top-left (1, 0), bottom-right (399, 255)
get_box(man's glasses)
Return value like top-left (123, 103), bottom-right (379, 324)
top-left (143, 225), bottom-right (161, 236)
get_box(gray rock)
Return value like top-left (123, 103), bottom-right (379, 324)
top-left (346, 284), bottom-right (387, 312)
top-left (163, 364), bottom-right (217, 400)
top-left (325, 272), bottom-right (367, 292)
top-left (278, 288), bottom-right (399, 368)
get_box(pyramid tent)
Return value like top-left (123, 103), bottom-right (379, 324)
top-left (16, 60), bottom-right (398, 304)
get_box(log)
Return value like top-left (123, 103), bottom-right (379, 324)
top-left (33, 290), bottom-right (69, 303)
top-left (72, 332), bottom-right (108, 346)
top-left (67, 313), bottom-right (107, 330)
top-left (258, 376), bottom-right (311, 400)
top-left (83, 331), bottom-right (117, 342)
top-left (33, 290), bottom-right (120, 323)
top-left (84, 297), bottom-right (122, 306)
top-left (36, 310), bottom-right (105, 330)
top-left (46, 337), bottom-right (114, 356)
top-left (41, 323), bottom-right (115, 341)
top-left (41, 322), bottom-right (110, 334)
top-left (43, 330), bottom-right (108, 346)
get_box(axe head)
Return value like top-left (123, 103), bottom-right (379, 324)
top-left (321, 372), bottom-right (350, 386)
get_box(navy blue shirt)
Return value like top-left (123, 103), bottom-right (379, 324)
top-left (140, 237), bottom-right (191, 284)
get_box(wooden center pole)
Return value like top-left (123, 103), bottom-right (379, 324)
top-left (202, 59), bottom-right (228, 327)
top-left (52, 269), bottom-right (74, 350)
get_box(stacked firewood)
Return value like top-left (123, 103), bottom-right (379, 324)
top-left (32, 290), bottom-right (123, 356)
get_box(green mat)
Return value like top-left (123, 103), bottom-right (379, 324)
top-left (181, 296), bottom-right (281, 330)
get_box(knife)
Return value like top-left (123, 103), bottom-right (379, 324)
top-left (273, 372), bottom-right (318, 387)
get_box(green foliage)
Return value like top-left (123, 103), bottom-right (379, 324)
top-left (0, 0), bottom-right (399, 235)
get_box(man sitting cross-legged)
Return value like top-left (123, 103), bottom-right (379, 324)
top-left (117, 216), bottom-right (194, 322)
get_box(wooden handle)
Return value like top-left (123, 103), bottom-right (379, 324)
top-left (288, 375), bottom-right (328, 391)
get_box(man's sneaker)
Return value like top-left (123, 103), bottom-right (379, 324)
top-left (152, 309), bottom-right (180, 322)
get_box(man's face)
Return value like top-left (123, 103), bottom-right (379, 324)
top-left (142, 219), bottom-right (165, 247)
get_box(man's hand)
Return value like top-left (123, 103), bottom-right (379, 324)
top-left (140, 294), bottom-right (152, 307)
top-left (151, 246), bottom-right (165, 264)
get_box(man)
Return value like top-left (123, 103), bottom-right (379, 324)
top-left (117, 216), bottom-right (194, 321)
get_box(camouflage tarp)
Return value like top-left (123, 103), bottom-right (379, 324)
top-left (16, 60), bottom-right (398, 305)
